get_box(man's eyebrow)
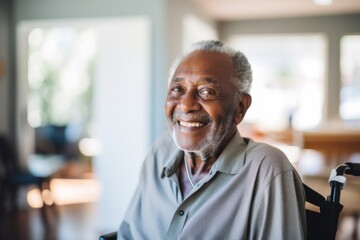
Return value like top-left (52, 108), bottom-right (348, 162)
top-left (172, 77), bottom-right (183, 83)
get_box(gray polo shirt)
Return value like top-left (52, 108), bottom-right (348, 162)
top-left (118, 131), bottom-right (306, 240)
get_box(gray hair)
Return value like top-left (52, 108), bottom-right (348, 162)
top-left (168, 40), bottom-right (252, 98)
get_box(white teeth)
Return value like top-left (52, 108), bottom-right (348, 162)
top-left (179, 121), bottom-right (204, 127)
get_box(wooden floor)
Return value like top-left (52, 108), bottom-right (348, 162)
top-left (0, 197), bottom-right (358, 240)
top-left (0, 184), bottom-right (360, 240)
top-left (0, 203), bottom-right (100, 240)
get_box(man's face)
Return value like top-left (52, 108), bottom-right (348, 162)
top-left (165, 50), bottom-right (241, 158)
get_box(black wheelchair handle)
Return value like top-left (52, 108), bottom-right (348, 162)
top-left (344, 162), bottom-right (360, 176)
top-left (329, 162), bottom-right (360, 203)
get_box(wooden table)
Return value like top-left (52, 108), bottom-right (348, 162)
top-left (295, 129), bottom-right (360, 165)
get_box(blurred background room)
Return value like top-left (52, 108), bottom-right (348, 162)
top-left (0, 0), bottom-right (359, 239)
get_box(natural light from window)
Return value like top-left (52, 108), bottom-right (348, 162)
top-left (27, 27), bottom-right (96, 128)
top-left (340, 35), bottom-right (360, 121)
top-left (229, 34), bottom-right (326, 132)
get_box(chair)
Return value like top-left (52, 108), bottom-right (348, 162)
top-left (305, 162), bottom-right (360, 240)
top-left (0, 134), bottom-right (55, 223)
top-left (99, 162), bottom-right (360, 240)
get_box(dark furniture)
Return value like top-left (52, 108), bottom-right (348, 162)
top-left (0, 134), bottom-right (55, 224)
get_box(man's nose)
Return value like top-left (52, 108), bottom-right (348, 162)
top-left (179, 91), bottom-right (201, 112)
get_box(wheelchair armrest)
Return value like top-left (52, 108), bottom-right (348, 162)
top-left (99, 231), bottom-right (117, 240)
top-left (303, 183), bottom-right (326, 207)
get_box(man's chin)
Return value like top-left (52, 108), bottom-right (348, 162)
top-left (174, 141), bottom-right (202, 152)
top-left (170, 128), bottom-right (212, 150)
top-left (171, 136), bottom-right (206, 153)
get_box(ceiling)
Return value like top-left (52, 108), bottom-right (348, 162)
top-left (190, 0), bottom-right (360, 21)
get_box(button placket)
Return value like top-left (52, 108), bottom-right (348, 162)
top-left (165, 207), bottom-right (189, 239)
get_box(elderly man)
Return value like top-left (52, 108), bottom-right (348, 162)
top-left (118, 40), bottom-right (306, 239)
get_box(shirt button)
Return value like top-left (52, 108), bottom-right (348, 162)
top-left (178, 210), bottom-right (184, 216)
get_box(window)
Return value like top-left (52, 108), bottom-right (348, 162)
top-left (340, 35), bottom-right (360, 121)
top-left (229, 35), bottom-right (326, 132)
top-left (27, 27), bottom-right (96, 128)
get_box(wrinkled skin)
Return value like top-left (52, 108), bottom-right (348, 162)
top-left (165, 50), bottom-right (251, 196)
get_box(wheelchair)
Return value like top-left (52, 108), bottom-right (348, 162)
top-left (99, 162), bottom-right (360, 240)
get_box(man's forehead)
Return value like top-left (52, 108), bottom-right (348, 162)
top-left (171, 76), bottom-right (221, 85)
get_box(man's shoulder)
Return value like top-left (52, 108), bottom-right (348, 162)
top-left (246, 139), bottom-right (287, 158)
top-left (244, 138), bottom-right (293, 171)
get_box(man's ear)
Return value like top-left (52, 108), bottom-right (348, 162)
top-left (234, 94), bottom-right (252, 125)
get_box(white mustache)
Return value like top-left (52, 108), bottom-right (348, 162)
top-left (172, 112), bottom-right (210, 123)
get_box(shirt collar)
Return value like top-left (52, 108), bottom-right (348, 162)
top-left (214, 131), bottom-right (248, 174)
top-left (161, 149), bottom-right (183, 178)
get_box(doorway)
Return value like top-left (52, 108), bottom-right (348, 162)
top-left (16, 17), bottom-right (151, 231)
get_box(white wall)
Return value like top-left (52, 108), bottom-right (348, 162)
top-left (167, 0), bottom-right (218, 72)
top-left (92, 17), bottom-right (151, 231)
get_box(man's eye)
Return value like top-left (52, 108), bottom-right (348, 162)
top-left (202, 90), bottom-right (211, 95)
top-left (169, 86), bottom-right (183, 95)
top-left (172, 87), bottom-right (181, 92)
top-left (199, 88), bottom-right (216, 99)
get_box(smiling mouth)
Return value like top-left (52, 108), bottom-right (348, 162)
top-left (178, 121), bottom-right (205, 128)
